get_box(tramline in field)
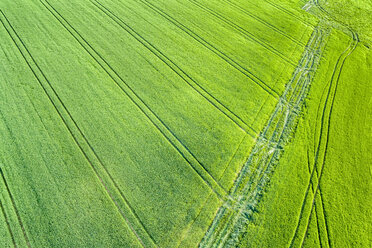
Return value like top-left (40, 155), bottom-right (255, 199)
top-left (0, 0), bottom-right (370, 247)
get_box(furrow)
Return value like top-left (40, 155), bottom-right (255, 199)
top-left (248, 25), bottom-right (310, 129)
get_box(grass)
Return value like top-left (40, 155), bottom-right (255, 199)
top-left (0, 0), bottom-right (370, 247)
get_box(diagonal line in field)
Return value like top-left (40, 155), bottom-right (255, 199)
top-left (199, 23), bottom-right (328, 247)
top-left (0, 198), bottom-right (17, 247)
top-left (0, 167), bottom-right (19, 248)
top-left (290, 3), bottom-right (360, 245)
top-left (39, 0), bottom-right (227, 201)
top-left (0, 166), bottom-right (31, 248)
top-left (306, 147), bottom-right (324, 247)
top-left (186, 0), bottom-right (297, 66)
top-left (90, 0), bottom-right (257, 137)
top-left (296, 34), bottom-right (358, 248)
top-left (220, 0), bottom-right (306, 47)
top-left (261, 0), bottom-right (314, 27)
top-left (130, 0), bottom-right (280, 98)
top-left (0, 10), bottom-right (152, 248)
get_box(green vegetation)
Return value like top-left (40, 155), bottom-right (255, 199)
top-left (236, 1), bottom-right (372, 248)
top-left (0, 0), bottom-right (370, 247)
top-left (319, 0), bottom-right (372, 43)
top-left (240, 29), bottom-right (371, 247)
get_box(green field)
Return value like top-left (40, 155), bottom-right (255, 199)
top-left (0, 0), bottom-right (370, 247)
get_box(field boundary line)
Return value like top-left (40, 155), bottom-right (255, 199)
top-left (39, 0), bottom-right (227, 200)
top-left (131, 0), bottom-right (280, 98)
top-left (220, 0), bottom-right (306, 47)
top-left (90, 0), bottom-right (257, 137)
top-left (200, 25), bottom-right (326, 247)
top-left (199, 23), bottom-right (328, 247)
top-left (187, 0), bottom-right (296, 66)
top-left (0, 9), bottom-right (154, 247)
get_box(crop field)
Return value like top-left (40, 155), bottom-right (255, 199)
top-left (0, 0), bottom-right (370, 247)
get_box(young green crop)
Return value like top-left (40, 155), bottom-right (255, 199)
top-left (0, 0), bottom-right (369, 247)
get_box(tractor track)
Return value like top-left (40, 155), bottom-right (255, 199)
top-left (318, 184), bottom-right (330, 248)
top-left (187, 0), bottom-right (296, 66)
top-left (130, 0), bottom-right (280, 98)
top-left (40, 0), bottom-right (227, 201)
top-left (299, 32), bottom-right (358, 248)
top-left (199, 24), bottom-right (328, 247)
top-left (231, 26), bottom-right (325, 197)
top-left (288, 29), bottom-right (358, 248)
top-left (219, 0), bottom-right (306, 47)
top-left (0, 9), bottom-right (154, 247)
top-left (90, 0), bottom-right (257, 136)
top-left (306, 148), bottom-right (324, 248)
top-left (288, 1), bottom-right (360, 246)
top-left (262, 0), bottom-right (314, 27)
top-left (0, 166), bottom-right (31, 248)
top-left (248, 27), bottom-right (310, 129)
top-left (0, 173), bottom-right (18, 248)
